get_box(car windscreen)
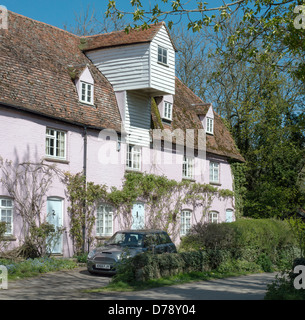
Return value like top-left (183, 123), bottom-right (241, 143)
top-left (108, 232), bottom-right (144, 247)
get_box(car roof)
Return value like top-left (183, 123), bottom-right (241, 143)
top-left (116, 229), bottom-right (166, 234)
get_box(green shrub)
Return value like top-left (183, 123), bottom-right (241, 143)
top-left (256, 253), bottom-right (273, 272)
top-left (265, 258), bottom-right (305, 300)
top-left (114, 219), bottom-right (298, 284)
top-left (180, 222), bottom-right (235, 251)
top-left (180, 218), bottom-right (296, 269)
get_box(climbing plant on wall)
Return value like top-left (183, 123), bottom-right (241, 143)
top-left (64, 171), bottom-right (234, 251)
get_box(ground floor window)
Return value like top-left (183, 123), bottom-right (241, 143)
top-left (0, 198), bottom-right (13, 235)
top-left (96, 204), bottom-right (113, 236)
top-left (180, 210), bottom-right (192, 236)
top-left (208, 211), bottom-right (219, 224)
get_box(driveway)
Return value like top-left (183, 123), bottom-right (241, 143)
top-left (0, 267), bottom-right (277, 300)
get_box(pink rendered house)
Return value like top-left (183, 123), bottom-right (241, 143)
top-left (0, 11), bottom-right (244, 257)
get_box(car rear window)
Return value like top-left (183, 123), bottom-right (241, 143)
top-left (159, 232), bottom-right (172, 244)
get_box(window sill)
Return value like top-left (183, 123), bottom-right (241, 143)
top-left (157, 61), bottom-right (169, 68)
top-left (162, 118), bottom-right (172, 123)
top-left (44, 157), bottom-right (69, 164)
top-left (79, 100), bottom-right (95, 107)
top-left (3, 235), bottom-right (16, 241)
top-left (182, 177), bottom-right (195, 182)
top-left (125, 169), bottom-right (143, 174)
top-left (95, 236), bottom-right (112, 240)
top-left (209, 182), bottom-right (221, 186)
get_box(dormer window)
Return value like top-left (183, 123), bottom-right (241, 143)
top-left (74, 66), bottom-right (94, 105)
top-left (163, 101), bottom-right (173, 121)
top-left (80, 81), bottom-right (93, 105)
top-left (206, 117), bottom-right (214, 135)
top-left (158, 45), bottom-right (168, 65)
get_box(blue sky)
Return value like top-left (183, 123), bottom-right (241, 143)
top-left (4, 0), bottom-right (126, 29)
top-left (3, 0), bottom-right (231, 31)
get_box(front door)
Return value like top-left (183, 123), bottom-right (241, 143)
top-left (131, 202), bottom-right (145, 230)
top-left (225, 209), bottom-right (234, 223)
top-left (47, 198), bottom-right (63, 254)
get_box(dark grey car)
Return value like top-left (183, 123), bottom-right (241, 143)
top-left (87, 229), bottom-right (177, 275)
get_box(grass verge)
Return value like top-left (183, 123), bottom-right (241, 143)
top-left (0, 257), bottom-right (78, 281)
top-left (84, 269), bottom-right (258, 293)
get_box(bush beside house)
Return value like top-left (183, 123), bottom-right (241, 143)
top-left (113, 219), bottom-right (299, 283)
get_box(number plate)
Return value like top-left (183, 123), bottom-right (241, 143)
top-left (95, 264), bottom-right (111, 270)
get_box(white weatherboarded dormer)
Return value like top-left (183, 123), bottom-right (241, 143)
top-left (84, 23), bottom-right (176, 148)
top-left (85, 23), bottom-right (176, 96)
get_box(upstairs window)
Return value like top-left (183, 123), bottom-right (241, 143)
top-left (163, 101), bottom-right (173, 121)
top-left (46, 128), bottom-right (66, 160)
top-left (80, 81), bottom-right (93, 105)
top-left (206, 117), bottom-right (214, 134)
top-left (158, 46), bottom-right (168, 65)
top-left (209, 161), bottom-right (220, 184)
top-left (182, 156), bottom-right (194, 180)
top-left (126, 145), bottom-right (141, 171)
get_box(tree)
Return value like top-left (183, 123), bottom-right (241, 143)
top-left (0, 158), bottom-right (64, 258)
top-left (106, 0), bottom-right (247, 31)
top-left (171, 14), bottom-right (305, 218)
top-left (64, 4), bottom-right (128, 36)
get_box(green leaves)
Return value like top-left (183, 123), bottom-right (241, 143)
top-left (64, 172), bottom-right (107, 254)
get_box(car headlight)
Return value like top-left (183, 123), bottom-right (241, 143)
top-left (87, 249), bottom-right (97, 259)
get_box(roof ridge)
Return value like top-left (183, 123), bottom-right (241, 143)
top-left (81, 21), bottom-right (165, 38)
top-left (175, 76), bottom-right (205, 105)
top-left (8, 10), bottom-right (80, 39)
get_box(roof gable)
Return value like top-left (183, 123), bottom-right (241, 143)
top-left (80, 22), bottom-right (177, 52)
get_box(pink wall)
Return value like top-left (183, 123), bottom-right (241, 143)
top-left (0, 107), bottom-right (235, 256)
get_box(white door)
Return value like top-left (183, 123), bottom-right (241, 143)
top-left (225, 209), bottom-right (234, 223)
top-left (47, 198), bottom-right (63, 254)
top-left (132, 202), bottom-right (145, 229)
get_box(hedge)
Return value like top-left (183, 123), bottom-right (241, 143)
top-left (113, 219), bottom-right (300, 283)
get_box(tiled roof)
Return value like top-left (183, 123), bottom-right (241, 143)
top-left (0, 11), bottom-right (122, 131)
top-left (0, 11), bottom-right (243, 162)
top-left (151, 78), bottom-right (245, 162)
top-left (81, 22), bottom-right (177, 52)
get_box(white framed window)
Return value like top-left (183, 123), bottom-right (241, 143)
top-left (209, 211), bottom-right (219, 224)
top-left (158, 45), bottom-right (168, 65)
top-left (206, 117), bottom-right (214, 134)
top-left (180, 210), bottom-right (192, 236)
top-left (96, 204), bottom-right (113, 236)
top-left (163, 101), bottom-right (173, 121)
top-left (126, 145), bottom-right (141, 171)
top-left (209, 161), bottom-right (219, 184)
top-left (46, 128), bottom-right (66, 160)
top-left (80, 81), bottom-right (93, 105)
top-left (0, 198), bottom-right (13, 235)
top-left (183, 156), bottom-right (194, 179)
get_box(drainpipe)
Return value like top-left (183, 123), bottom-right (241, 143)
top-left (82, 126), bottom-right (88, 254)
